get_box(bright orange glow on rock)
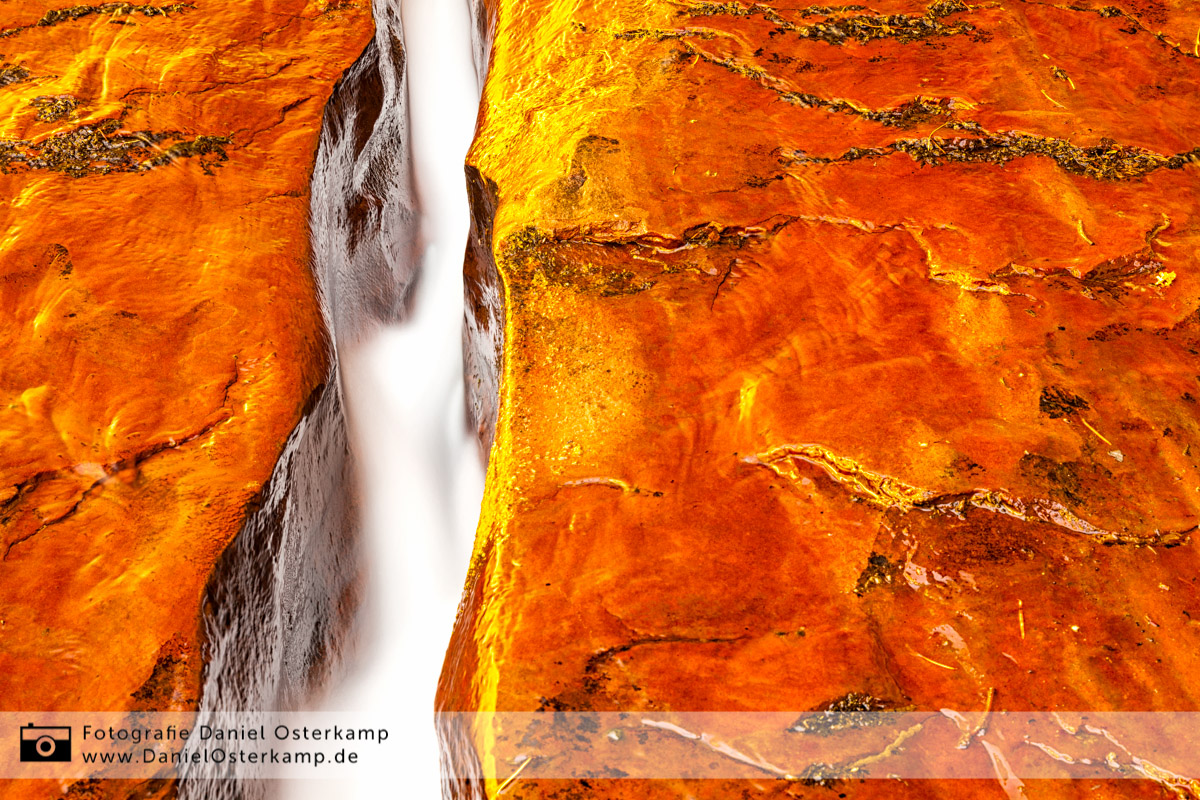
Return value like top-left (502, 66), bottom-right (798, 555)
top-left (0, 0), bottom-right (373, 795)
top-left (440, 1), bottom-right (1200, 796)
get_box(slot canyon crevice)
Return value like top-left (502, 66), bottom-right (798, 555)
top-left (4, 0), bottom-right (1200, 798)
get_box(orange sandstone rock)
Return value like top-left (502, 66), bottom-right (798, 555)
top-left (441, 1), bottom-right (1200, 797)
top-left (0, 0), bottom-right (405, 795)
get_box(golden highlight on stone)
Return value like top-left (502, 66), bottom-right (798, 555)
top-left (441, 0), bottom-right (1200, 797)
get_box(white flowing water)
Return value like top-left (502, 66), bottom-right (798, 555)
top-left (287, 0), bottom-right (484, 796)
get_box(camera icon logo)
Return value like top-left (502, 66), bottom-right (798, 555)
top-left (19, 724), bottom-right (72, 763)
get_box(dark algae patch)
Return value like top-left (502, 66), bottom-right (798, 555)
top-left (1039, 385), bottom-right (1090, 419)
top-left (856, 96), bottom-right (957, 128)
top-left (0, 118), bottom-right (229, 177)
top-left (890, 131), bottom-right (1200, 181)
top-left (682, 0), bottom-right (977, 45)
top-left (682, 37), bottom-right (1196, 183)
top-left (790, 692), bottom-right (891, 736)
top-left (0, 61), bottom-right (31, 87)
top-left (782, 127), bottom-right (1200, 181)
top-left (38, 2), bottom-right (191, 26)
top-left (30, 95), bottom-right (78, 123)
top-left (774, 92), bottom-right (965, 128)
top-left (499, 226), bottom-right (656, 298)
top-left (790, 1), bottom-right (976, 46)
top-left (1, 3), bottom-right (191, 38)
top-left (788, 693), bottom-right (902, 785)
top-left (853, 552), bottom-right (898, 595)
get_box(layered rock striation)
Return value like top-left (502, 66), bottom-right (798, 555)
top-left (440, 1), bottom-right (1200, 797)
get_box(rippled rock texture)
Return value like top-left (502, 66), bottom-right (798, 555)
top-left (0, 0), bottom-right (410, 794)
top-left (440, 1), bottom-right (1200, 797)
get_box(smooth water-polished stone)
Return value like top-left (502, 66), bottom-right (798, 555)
top-left (0, 0), bottom-right (413, 796)
top-left (440, 1), bottom-right (1200, 797)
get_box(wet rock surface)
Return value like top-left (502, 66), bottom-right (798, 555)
top-left (440, 1), bottom-right (1200, 797)
top-left (0, 0), bottom-right (411, 795)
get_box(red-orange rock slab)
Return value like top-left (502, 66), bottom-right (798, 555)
top-left (0, 0), bottom-right (382, 796)
top-left (441, 1), bottom-right (1200, 797)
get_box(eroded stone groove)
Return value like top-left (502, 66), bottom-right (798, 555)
top-left (751, 443), bottom-right (1194, 547)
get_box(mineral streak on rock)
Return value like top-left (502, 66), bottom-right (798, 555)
top-left (440, 0), bottom-right (1200, 797)
top-left (0, 0), bottom-right (409, 793)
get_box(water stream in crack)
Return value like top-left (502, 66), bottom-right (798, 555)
top-left (287, 0), bottom-right (483, 796)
